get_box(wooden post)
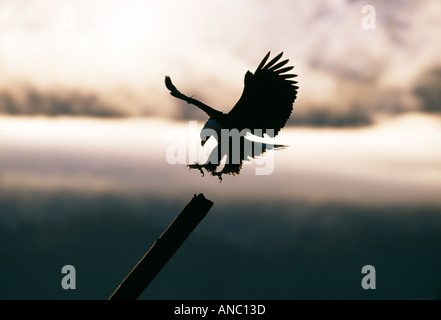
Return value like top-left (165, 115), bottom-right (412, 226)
top-left (109, 193), bottom-right (214, 300)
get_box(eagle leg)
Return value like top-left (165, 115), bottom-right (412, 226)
top-left (187, 163), bottom-right (205, 177)
top-left (211, 171), bottom-right (224, 183)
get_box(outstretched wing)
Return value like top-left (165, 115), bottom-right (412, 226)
top-left (225, 52), bottom-right (298, 137)
top-left (165, 76), bottom-right (224, 118)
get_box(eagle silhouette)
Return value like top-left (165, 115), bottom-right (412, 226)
top-left (165, 52), bottom-right (298, 181)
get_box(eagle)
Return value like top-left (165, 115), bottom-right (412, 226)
top-left (165, 52), bottom-right (298, 181)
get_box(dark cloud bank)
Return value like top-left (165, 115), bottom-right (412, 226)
top-left (0, 87), bottom-right (127, 118)
top-left (1, 65), bottom-right (441, 126)
top-left (1, 190), bottom-right (440, 299)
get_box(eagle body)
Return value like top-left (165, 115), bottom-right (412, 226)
top-left (165, 52), bottom-right (298, 180)
top-left (201, 118), bottom-right (223, 146)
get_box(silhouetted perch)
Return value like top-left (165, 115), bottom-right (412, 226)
top-left (109, 193), bottom-right (214, 300)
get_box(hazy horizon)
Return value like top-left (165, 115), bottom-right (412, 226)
top-left (1, 113), bottom-right (440, 207)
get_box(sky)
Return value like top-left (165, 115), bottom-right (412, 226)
top-left (0, 0), bottom-right (441, 212)
top-left (1, 0), bottom-right (441, 300)
top-left (1, 113), bottom-right (441, 300)
top-left (1, 0), bottom-right (441, 122)
top-left (1, 113), bottom-right (441, 207)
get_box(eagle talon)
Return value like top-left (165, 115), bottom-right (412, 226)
top-left (211, 172), bottom-right (223, 182)
top-left (187, 163), bottom-right (205, 177)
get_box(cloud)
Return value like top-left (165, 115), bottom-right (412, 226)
top-left (288, 105), bottom-right (373, 127)
top-left (0, 86), bottom-right (127, 117)
top-left (414, 66), bottom-right (441, 113)
top-left (1, 189), bottom-right (441, 299)
top-left (1, 0), bottom-right (441, 126)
